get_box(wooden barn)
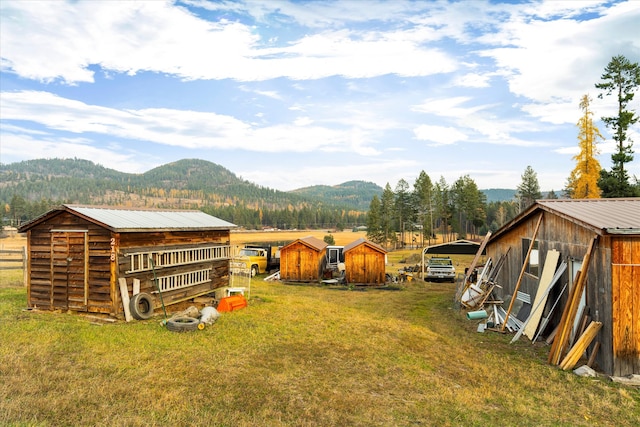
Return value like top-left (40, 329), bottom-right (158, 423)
top-left (279, 236), bottom-right (327, 282)
top-left (18, 205), bottom-right (236, 318)
top-left (484, 198), bottom-right (639, 376)
top-left (343, 238), bottom-right (387, 285)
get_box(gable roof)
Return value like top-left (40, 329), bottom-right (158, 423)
top-left (282, 235), bottom-right (328, 252)
top-left (491, 198), bottom-right (640, 240)
top-left (18, 204), bottom-right (236, 233)
top-left (343, 237), bottom-right (387, 254)
top-left (422, 239), bottom-right (483, 255)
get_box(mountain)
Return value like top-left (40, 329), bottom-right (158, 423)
top-left (481, 188), bottom-right (517, 203)
top-left (0, 158), bottom-right (366, 211)
top-left (290, 180), bottom-right (383, 211)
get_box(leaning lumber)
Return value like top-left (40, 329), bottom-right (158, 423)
top-left (501, 213), bottom-right (543, 332)
top-left (118, 278), bottom-right (132, 322)
top-left (587, 341), bottom-right (600, 368)
top-left (548, 236), bottom-right (597, 365)
top-left (559, 321), bottom-right (602, 370)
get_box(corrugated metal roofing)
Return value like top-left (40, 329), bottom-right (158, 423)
top-left (65, 205), bottom-right (236, 231)
top-left (537, 198), bottom-right (640, 233)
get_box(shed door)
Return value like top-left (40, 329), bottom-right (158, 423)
top-left (50, 232), bottom-right (88, 311)
top-left (362, 252), bottom-right (381, 284)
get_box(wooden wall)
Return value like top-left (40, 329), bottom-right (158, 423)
top-left (280, 241), bottom-right (325, 282)
top-left (611, 236), bottom-right (640, 376)
top-left (25, 212), bottom-right (112, 313)
top-left (25, 210), bottom-right (232, 317)
top-left (344, 243), bottom-right (386, 285)
top-left (485, 210), bottom-right (625, 375)
top-left (116, 230), bottom-right (231, 313)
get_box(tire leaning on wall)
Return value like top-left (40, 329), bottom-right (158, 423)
top-left (129, 292), bottom-right (154, 320)
top-left (166, 317), bottom-right (200, 332)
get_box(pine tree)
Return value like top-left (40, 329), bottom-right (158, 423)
top-left (413, 171), bottom-right (434, 245)
top-left (566, 95), bottom-right (603, 198)
top-left (380, 183), bottom-right (396, 248)
top-left (366, 195), bottom-right (384, 244)
top-left (516, 166), bottom-right (542, 211)
top-left (595, 55), bottom-right (640, 197)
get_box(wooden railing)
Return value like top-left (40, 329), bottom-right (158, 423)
top-left (0, 247), bottom-right (28, 286)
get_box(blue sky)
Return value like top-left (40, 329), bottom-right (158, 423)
top-left (1, 0), bottom-right (639, 193)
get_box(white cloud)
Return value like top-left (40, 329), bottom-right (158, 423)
top-left (0, 1), bottom-right (459, 84)
top-left (413, 125), bottom-right (468, 146)
top-left (0, 90), bottom-right (384, 155)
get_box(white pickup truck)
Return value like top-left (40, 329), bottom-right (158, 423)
top-left (426, 257), bottom-right (456, 282)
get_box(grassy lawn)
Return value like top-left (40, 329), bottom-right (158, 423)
top-left (1, 276), bottom-right (639, 426)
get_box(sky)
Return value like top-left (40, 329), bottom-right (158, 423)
top-left (1, 0), bottom-right (639, 194)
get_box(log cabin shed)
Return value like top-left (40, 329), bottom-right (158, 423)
top-left (279, 236), bottom-right (328, 282)
top-left (484, 198), bottom-right (640, 376)
top-left (18, 205), bottom-right (236, 318)
top-left (343, 238), bottom-right (387, 285)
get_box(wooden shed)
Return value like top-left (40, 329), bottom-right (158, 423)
top-left (18, 205), bottom-right (236, 318)
top-left (279, 236), bottom-right (327, 282)
top-left (484, 198), bottom-right (639, 376)
top-left (343, 238), bottom-right (387, 285)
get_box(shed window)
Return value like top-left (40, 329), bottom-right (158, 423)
top-left (522, 238), bottom-right (539, 277)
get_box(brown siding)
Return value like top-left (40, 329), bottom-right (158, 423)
top-left (611, 236), bottom-right (640, 376)
top-left (280, 241), bottom-right (324, 282)
top-left (25, 212), bottom-right (112, 313)
top-left (24, 210), bottom-right (232, 318)
top-left (344, 243), bottom-right (386, 285)
top-left (486, 210), bottom-right (623, 375)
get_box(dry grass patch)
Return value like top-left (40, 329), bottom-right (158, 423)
top-left (1, 273), bottom-right (639, 426)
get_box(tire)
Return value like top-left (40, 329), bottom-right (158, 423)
top-left (251, 265), bottom-right (259, 277)
top-left (129, 292), bottom-right (154, 320)
top-left (166, 316), bottom-right (200, 332)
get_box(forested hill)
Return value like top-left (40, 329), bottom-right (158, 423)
top-left (0, 159), bottom-right (370, 211)
top-left (290, 181), bottom-right (383, 211)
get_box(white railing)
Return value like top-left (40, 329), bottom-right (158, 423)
top-left (125, 245), bottom-right (231, 273)
top-left (154, 268), bottom-right (212, 293)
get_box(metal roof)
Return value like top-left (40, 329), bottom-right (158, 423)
top-left (537, 198), bottom-right (640, 234)
top-left (343, 237), bottom-right (387, 253)
top-left (282, 235), bottom-right (328, 252)
top-left (19, 204), bottom-right (236, 232)
top-left (422, 239), bottom-right (483, 255)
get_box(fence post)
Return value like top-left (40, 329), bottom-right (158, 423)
top-left (22, 246), bottom-right (28, 287)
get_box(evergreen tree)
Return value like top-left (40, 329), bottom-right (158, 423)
top-left (380, 183), bottom-right (396, 248)
top-left (366, 195), bottom-right (384, 244)
top-left (413, 171), bottom-right (434, 245)
top-left (595, 55), bottom-right (640, 197)
top-left (394, 179), bottom-right (412, 248)
top-left (433, 177), bottom-right (452, 242)
top-left (566, 95), bottom-right (603, 198)
top-left (516, 166), bottom-right (542, 211)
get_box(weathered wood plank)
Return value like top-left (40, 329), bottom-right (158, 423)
top-left (118, 278), bottom-right (132, 322)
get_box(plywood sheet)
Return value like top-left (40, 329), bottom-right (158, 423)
top-left (523, 250), bottom-right (560, 340)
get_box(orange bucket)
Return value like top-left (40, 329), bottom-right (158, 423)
top-left (217, 295), bottom-right (247, 312)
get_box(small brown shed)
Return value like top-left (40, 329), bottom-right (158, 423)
top-left (343, 238), bottom-right (387, 285)
top-left (279, 236), bottom-right (328, 282)
top-left (18, 205), bottom-right (236, 318)
top-left (485, 198), bottom-right (640, 376)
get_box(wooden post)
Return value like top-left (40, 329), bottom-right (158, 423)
top-left (118, 278), bottom-right (132, 322)
top-left (22, 246), bottom-right (28, 288)
top-left (501, 213), bottom-right (543, 332)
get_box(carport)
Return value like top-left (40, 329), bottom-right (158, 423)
top-left (420, 239), bottom-right (485, 280)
